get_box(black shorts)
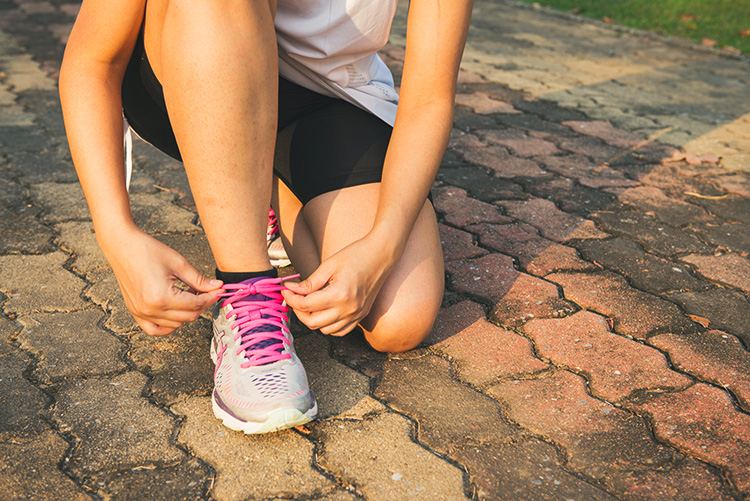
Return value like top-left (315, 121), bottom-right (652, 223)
top-left (121, 30), bottom-right (392, 205)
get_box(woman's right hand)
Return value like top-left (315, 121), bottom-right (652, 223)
top-left (100, 227), bottom-right (224, 336)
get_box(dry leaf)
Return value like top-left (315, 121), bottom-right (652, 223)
top-left (687, 314), bottom-right (710, 328)
top-left (294, 424), bottom-right (311, 434)
top-left (684, 191), bottom-right (729, 200)
top-left (680, 13), bottom-right (695, 22)
top-left (722, 46), bottom-right (742, 55)
top-left (700, 154), bottom-right (720, 164)
top-left (685, 153), bottom-right (702, 165)
top-left (603, 16), bottom-right (613, 23)
top-left (569, 7), bottom-right (582, 14)
top-left (606, 317), bottom-right (615, 330)
top-left (702, 38), bottom-right (718, 47)
top-left (739, 28), bottom-right (750, 38)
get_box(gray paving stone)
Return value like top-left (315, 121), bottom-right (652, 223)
top-left (54, 371), bottom-right (185, 474)
top-left (56, 221), bottom-right (108, 274)
top-left (0, 173), bottom-right (26, 209)
top-left (437, 166), bottom-right (527, 202)
top-left (129, 317), bottom-right (213, 406)
top-left (11, 149), bottom-right (77, 184)
top-left (173, 395), bottom-right (334, 501)
top-left (0, 252), bottom-right (88, 314)
top-left (312, 412), bottom-right (468, 500)
top-left (129, 192), bottom-right (198, 234)
top-left (30, 182), bottom-right (90, 223)
top-left (17, 310), bottom-right (127, 382)
top-left (689, 222), bottom-right (750, 254)
top-left (0, 206), bottom-right (56, 253)
top-left (84, 268), bottom-right (140, 334)
top-left (666, 288), bottom-right (750, 346)
top-left (154, 232), bottom-right (216, 279)
top-left (0, 340), bottom-right (50, 441)
top-left (618, 186), bottom-right (713, 227)
top-left (0, 429), bottom-right (89, 500)
top-left (0, 125), bottom-right (49, 153)
top-left (296, 333), bottom-right (371, 419)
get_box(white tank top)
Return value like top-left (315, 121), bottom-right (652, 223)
top-left (274, 0), bottom-right (400, 126)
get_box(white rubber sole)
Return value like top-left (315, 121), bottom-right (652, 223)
top-left (211, 392), bottom-right (317, 434)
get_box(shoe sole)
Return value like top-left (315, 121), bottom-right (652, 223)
top-left (270, 256), bottom-right (291, 268)
top-left (210, 331), bottom-right (316, 434)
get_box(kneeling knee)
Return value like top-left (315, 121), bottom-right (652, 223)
top-left (362, 310), bottom-right (437, 353)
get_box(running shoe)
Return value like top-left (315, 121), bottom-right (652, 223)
top-left (210, 275), bottom-right (316, 434)
top-left (267, 208), bottom-right (291, 268)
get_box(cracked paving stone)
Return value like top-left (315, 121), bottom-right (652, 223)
top-left (594, 210), bottom-right (712, 257)
top-left (374, 355), bottom-right (518, 451)
top-left (128, 317), bottom-right (213, 406)
top-left (10, 149), bottom-right (78, 184)
top-left (0, 206), bottom-right (56, 253)
top-left (629, 383), bottom-right (750, 496)
top-left (56, 221), bottom-right (107, 274)
top-left (463, 145), bottom-right (546, 178)
top-left (516, 176), bottom-right (615, 218)
top-left (692, 194), bottom-right (750, 226)
top-left (0, 174), bottom-right (26, 209)
top-left (555, 135), bottom-right (622, 163)
top-left (54, 371), bottom-right (185, 474)
top-left (85, 268), bottom-right (140, 334)
top-left (639, 165), bottom-right (725, 200)
top-left (523, 311), bottom-right (692, 402)
top-left (446, 253), bottom-right (574, 328)
top-left (425, 300), bottom-right (487, 346)
top-left (547, 271), bottom-right (698, 339)
top-left (666, 288), bottom-right (750, 346)
top-left (618, 186), bottom-right (712, 226)
top-left (0, 429), bottom-right (88, 500)
top-left (17, 310), bottom-right (127, 382)
top-left (433, 185), bottom-right (510, 227)
top-left (681, 253), bottom-right (750, 293)
top-left (437, 166), bottom-right (526, 202)
top-left (650, 330), bottom-right (750, 412)
top-left (497, 198), bottom-right (587, 243)
top-left (312, 412), bottom-right (468, 500)
top-left (434, 310), bottom-right (548, 386)
top-left (438, 223), bottom-right (488, 262)
top-left (562, 120), bottom-right (644, 148)
top-left (173, 395), bottom-right (334, 501)
top-left (296, 333), bottom-right (370, 419)
top-left (524, 244), bottom-right (598, 277)
top-left (488, 371), bottom-right (729, 498)
top-left (30, 182), bottom-right (90, 223)
top-left (536, 154), bottom-right (637, 189)
top-left (689, 222), bottom-right (750, 255)
top-left (482, 134), bottom-right (561, 158)
top-left (84, 459), bottom-right (211, 501)
top-left (452, 438), bottom-right (616, 500)
top-left (575, 238), bottom-right (709, 294)
top-left (0, 252), bottom-right (88, 314)
top-left (0, 340), bottom-right (50, 441)
top-left (129, 192), bottom-right (199, 234)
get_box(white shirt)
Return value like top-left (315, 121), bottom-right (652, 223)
top-left (274, 0), bottom-right (400, 126)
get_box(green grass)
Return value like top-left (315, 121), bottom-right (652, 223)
top-left (516, 0), bottom-right (750, 54)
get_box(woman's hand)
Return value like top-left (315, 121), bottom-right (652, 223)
top-left (101, 227), bottom-right (224, 336)
top-left (282, 235), bottom-right (396, 336)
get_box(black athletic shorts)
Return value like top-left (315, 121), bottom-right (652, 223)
top-left (121, 29), bottom-right (392, 205)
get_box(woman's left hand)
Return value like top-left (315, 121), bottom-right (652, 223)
top-left (282, 235), bottom-right (396, 336)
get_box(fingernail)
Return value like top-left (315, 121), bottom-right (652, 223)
top-left (209, 279), bottom-right (222, 286)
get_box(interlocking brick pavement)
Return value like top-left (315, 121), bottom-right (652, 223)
top-left (2, 0), bottom-right (750, 499)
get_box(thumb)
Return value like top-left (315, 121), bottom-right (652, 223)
top-left (285, 268), bottom-right (330, 295)
top-left (175, 260), bottom-right (223, 293)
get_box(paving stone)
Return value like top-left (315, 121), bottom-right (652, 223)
top-left (536, 154), bottom-right (637, 189)
top-left (0, 429), bottom-right (88, 500)
top-left (618, 186), bottom-right (713, 226)
top-left (562, 120), bottom-right (644, 148)
top-left (575, 238), bottom-right (710, 294)
top-left (438, 223), bottom-right (488, 262)
top-left (0, 340), bottom-right (49, 441)
top-left (85, 268), bottom-right (140, 334)
top-left (497, 113), bottom-right (577, 137)
top-left (84, 459), bottom-right (211, 501)
top-left (525, 244), bottom-right (598, 277)
top-left (666, 288), bottom-right (750, 346)
top-left (555, 135), bottom-right (623, 164)
top-left (129, 192), bottom-right (198, 234)
top-left (437, 166), bottom-right (526, 202)
top-left (681, 253), bottom-right (750, 293)
top-left (54, 371), bottom-right (185, 474)
top-left (497, 198), bottom-right (587, 243)
top-left (690, 222), bottom-right (750, 255)
top-left (650, 330), bottom-right (750, 412)
top-left (374, 355), bottom-right (517, 450)
top-left (629, 383), bottom-right (750, 496)
top-left (434, 185), bottom-right (509, 227)
top-left (488, 371), bottom-right (707, 494)
top-left (517, 175), bottom-right (616, 218)
top-left (0, 125), bottom-right (49, 153)
top-left (0, 252), bottom-right (88, 314)
top-left (129, 317), bottom-right (213, 406)
top-left (17, 310), bottom-right (126, 382)
top-left (455, 91), bottom-right (519, 114)
top-left (435, 314), bottom-right (548, 386)
top-left (447, 128), bottom-right (485, 150)
top-left (451, 438), bottom-right (616, 500)
top-left (547, 271), bottom-right (699, 339)
top-left (313, 412), bottom-right (468, 500)
top-left (524, 311), bottom-right (692, 402)
top-left (453, 104), bottom-right (500, 130)
top-left (692, 195), bottom-right (750, 226)
top-left (482, 134), bottom-right (560, 157)
top-left (468, 222), bottom-right (552, 268)
top-left (714, 173), bottom-right (750, 198)
top-left (55, 221), bottom-right (107, 273)
top-left (296, 333), bottom-right (371, 419)
top-left (513, 100), bottom-right (588, 123)
top-left (173, 395), bottom-right (333, 501)
top-left (154, 232), bottom-right (216, 279)
top-left (29, 182), bottom-right (90, 223)
top-left (11, 149), bottom-right (77, 184)
top-left (0, 173), bottom-right (26, 209)
top-left (463, 145), bottom-right (546, 178)
top-left (594, 210), bottom-right (713, 257)
top-left (0, 205), bottom-right (55, 253)
top-left (639, 164), bottom-right (726, 200)
top-left (424, 300), bottom-right (487, 346)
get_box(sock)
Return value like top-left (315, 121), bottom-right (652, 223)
top-left (215, 268), bottom-right (277, 284)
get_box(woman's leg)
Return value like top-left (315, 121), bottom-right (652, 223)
top-left (143, 0), bottom-right (278, 273)
top-left (275, 181), bottom-right (445, 353)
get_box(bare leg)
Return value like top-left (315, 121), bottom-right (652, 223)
top-left (275, 182), bottom-right (444, 352)
top-left (145, 0), bottom-right (278, 272)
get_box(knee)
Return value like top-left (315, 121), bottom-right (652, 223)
top-left (362, 301), bottom-right (439, 353)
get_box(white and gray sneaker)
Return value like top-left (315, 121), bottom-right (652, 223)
top-left (210, 275), bottom-right (316, 434)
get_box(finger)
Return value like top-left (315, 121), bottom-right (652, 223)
top-left (166, 287), bottom-right (223, 313)
top-left (293, 307), bottom-right (345, 332)
top-left (284, 285), bottom-right (342, 313)
top-left (284, 266), bottom-right (331, 295)
top-left (136, 317), bottom-right (180, 336)
top-left (174, 259), bottom-right (223, 293)
top-left (320, 319), bottom-right (359, 337)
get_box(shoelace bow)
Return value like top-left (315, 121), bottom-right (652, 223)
top-left (217, 275), bottom-right (299, 367)
top-left (267, 208), bottom-right (280, 239)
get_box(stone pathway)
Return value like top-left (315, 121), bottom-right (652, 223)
top-left (2, 0), bottom-right (750, 499)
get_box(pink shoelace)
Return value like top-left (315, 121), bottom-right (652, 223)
top-left (217, 275), bottom-right (299, 367)
top-left (267, 207), bottom-right (280, 240)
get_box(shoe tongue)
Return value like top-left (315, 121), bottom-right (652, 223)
top-left (239, 277), bottom-right (284, 355)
